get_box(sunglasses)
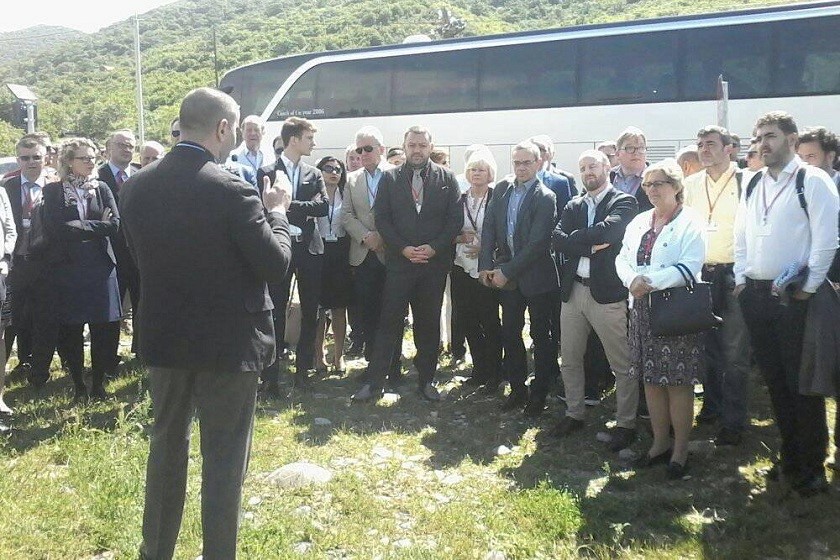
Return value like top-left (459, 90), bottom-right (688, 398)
top-left (171, 130), bottom-right (181, 138)
top-left (18, 155), bottom-right (43, 162)
top-left (355, 145), bottom-right (376, 154)
top-left (321, 165), bottom-right (341, 174)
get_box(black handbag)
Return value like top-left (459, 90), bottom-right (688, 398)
top-left (648, 263), bottom-right (722, 337)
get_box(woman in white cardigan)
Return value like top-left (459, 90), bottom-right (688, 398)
top-left (616, 158), bottom-right (706, 479)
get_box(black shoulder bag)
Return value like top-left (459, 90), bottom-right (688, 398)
top-left (648, 263), bottom-right (722, 337)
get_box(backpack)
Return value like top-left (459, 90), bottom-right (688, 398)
top-left (744, 168), bottom-right (808, 217)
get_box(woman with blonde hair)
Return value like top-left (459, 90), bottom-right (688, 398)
top-left (616, 158), bottom-right (706, 478)
top-left (42, 137), bottom-right (122, 402)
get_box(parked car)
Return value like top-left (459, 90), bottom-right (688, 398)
top-left (0, 157), bottom-right (19, 177)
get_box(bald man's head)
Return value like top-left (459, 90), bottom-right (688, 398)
top-left (140, 141), bottom-right (165, 167)
top-left (178, 87), bottom-right (240, 161)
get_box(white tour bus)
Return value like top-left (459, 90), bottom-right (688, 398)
top-left (221, 1), bottom-right (840, 175)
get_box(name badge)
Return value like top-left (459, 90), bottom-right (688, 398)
top-left (22, 219), bottom-right (31, 228)
top-left (756, 223), bottom-right (772, 237)
top-left (706, 222), bottom-right (719, 233)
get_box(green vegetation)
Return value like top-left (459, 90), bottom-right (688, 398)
top-left (1, 336), bottom-right (840, 559)
top-left (0, 0), bottom-right (797, 154)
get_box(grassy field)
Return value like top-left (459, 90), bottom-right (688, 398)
top-left (1, 333), bottom-right (839, 560)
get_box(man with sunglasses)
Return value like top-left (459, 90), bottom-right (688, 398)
top-left (342, 126), bottom-right (402, 388)
top-left (170, 118), bottom-right (181, 143)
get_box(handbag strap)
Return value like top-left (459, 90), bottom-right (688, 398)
top-left (673, 263), bottom-right (696, 289)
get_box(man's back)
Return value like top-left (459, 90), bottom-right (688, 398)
top-left (120, 144), bottom-right (291, 373)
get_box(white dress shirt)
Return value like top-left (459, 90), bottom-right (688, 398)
top-left (734, 156), bottom-right (839, 293)
top-left (316, 188), bottom-right (346, 241)
top-left (616, 206), bottom-right (706, 303)
top-left (280, 152), bottom-right (303, 237)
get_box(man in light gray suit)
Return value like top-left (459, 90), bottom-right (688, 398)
top-left (341, 126), bottom-right (401, 384)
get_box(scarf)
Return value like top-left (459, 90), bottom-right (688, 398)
top-left (62, 173), bottom-right (98, 207)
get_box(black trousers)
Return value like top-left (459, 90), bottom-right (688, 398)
top-left (261, 241), bottom-right (322, 383)
top-left (499, 288), bottom-right (559, 401)
top-left (740, 282), bottom-right (828, 480)
top-left (353, 252), bottom-right (401, 380)
top-left (450, 266), bottom-right (501, 383)
top-left (367, 266), bottom-right (447, 389)
top-left (7, 257), bottom-right (38, 364)
top-left (62, 321), bottom-right (119, 389)
top-left (116, 257), bottom-right (140, 355)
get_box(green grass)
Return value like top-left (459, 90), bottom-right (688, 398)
top-left (1, 337), bottom-right (839, 559)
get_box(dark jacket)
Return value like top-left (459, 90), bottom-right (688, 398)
top-left (98, 163), bottom-right (140, 272)
top-left (553, 186), bottom-right (638, 304)
top-left (119, 144), bottom-right (292, 373)
top-left (256, 158), bottom-right (327, 247)
top-left (42, 179), bottom-right (119, 266)
top-left (374, 161), bottom-right (463, 272)
top-left (479, 177), bottom-right (559, 297)
top-left (4, 175), bottom-right (28, 255)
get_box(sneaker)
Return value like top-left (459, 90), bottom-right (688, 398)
top-left (548, 416), bottom-right (585, 438)
top-left (714, 427), bottom-right (743, 446)
top-left (607, 427), bottom-right (637, 452)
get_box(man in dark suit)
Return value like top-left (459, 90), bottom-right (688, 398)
top-left (479, 140), bottom-right (560, 417)
top-left (120, 87), bottom-right (291, 560)
top-left (256, 117), bottom-right (328, 393)
top-left (352, 126), bottom-right (462, 402)
top-left (98, 129), bottom-right (142, 361)
top-left (551, 150), bottom-right (639, 448)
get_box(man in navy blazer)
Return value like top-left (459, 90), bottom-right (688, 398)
top-left (479, 140), bottom-right (560, 417)
top-left (352, 126), bottom-right (462, 403)
top-left (121, 87), bottom-right (291, 560)
top-left (256, 117), bottom-right (328, 394)
top-left (551, 149), bottom-right (639, 448)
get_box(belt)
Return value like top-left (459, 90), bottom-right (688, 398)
top-left (574, 275), bottom-right (591, 287)
top-left (703, 263), bottom-right (734, 273)
top-left (745, 277), bottom-right (774, 290)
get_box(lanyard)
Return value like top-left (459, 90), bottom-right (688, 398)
top-left (244, 152), bottom-right (260, 171)
top-left (704, 168), bottom-right (735, 223)
top-left (326, 188), bottom-right (340, 236)
top-left (761, 167), bottom-right (798, 224)
top-left (464, 190), bottom-right (487, 231)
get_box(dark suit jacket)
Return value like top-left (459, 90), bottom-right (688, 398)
top-left (553, 186), bottom-right (638, 304)
top-left (479, 178), bottom-right (559, 297)
top-left (119, 144), bottom-right (292, 373)
top-left (4, 175), bottom-right (27, 255)
top-left (374, 162), bottom-right (462, 273)
top-left (256, 159), bottom-right (327, 247)
top-left (41, 180), bottom-right (120, 266)
top-left (98, 162), bottom-right (140, 270)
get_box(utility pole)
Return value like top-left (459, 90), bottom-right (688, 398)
top-left (212, 26), bottom-right (220, 88)
top-left (134, 13), bottom-right (146, 144)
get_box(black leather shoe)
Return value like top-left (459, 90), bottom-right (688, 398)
top-left (695, 408), bottom-right (719, 425)
top-left (351, 383), bottom-right (382, 403)
top-left (635, 447), bottom-right (672, 468)
top-left (608, 427), bottom-right (637, 452)
top-left (500, 391), bottom-right (528, 412)
top-left (667, 460), bottom-right (689, 479)
top-left (259, 381), bottom-right (283, 400)
top-left (549, 416), bottom-right (585, 438)
top-left (714, 427), bottom-right (743, 446)
top-left (89, 385), bottom-right (110, 401)
top-left (417, 383), bottom-right (441, 402)
top-left (73, 385), bottom-right (88, 404)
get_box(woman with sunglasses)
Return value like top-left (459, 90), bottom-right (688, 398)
top-left (313, 157), bottom-right (351, 374)
top-left (41, 138), bottom-right (122, 402)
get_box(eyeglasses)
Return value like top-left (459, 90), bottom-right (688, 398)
top-left (355, 145), bottom-right (376, 154)
top-left (746, 151), bottom-right (759, 157)
top-left (321, 165), bottom-right (341, 174)
top-left (116, 142), bottom-right (135, 151)
top-left (641, 180), bottom-right (672, 189)
top-left (18, 155), bottom-right (43, 162)
top-left (620, 146), bottom-right (647, 154)
top-left (171, 130), bottom-right (181, 138)
top-left (73, 156), bottom-right (96, 163)
top-left (512, 160), bottom-right (536, 167)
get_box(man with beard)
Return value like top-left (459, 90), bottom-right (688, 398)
top-left (352, 126), bottom-right (462, 403)
top-left (734, 111), bottom-right (839, 496)
top-left (550, 150), bottom-right (638, 446)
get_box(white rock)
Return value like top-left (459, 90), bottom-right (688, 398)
top-left (293, 541), bottom-right (313, 554)
top-left (247, 496), bottom-right (262, 506)
top-left (372, 446), bottom-right (394, 459)
top-left (394, 538), bottom-right (412, 548)
top-left (313, 417), bottom-right (332, 426)
top-left (381, 392), bottom-right (401, 404)
top-left (242, 511), bottom-right (254, 520)
top-left (484, 551), bottom-right (507, 560)
top-left (294, 505), bottom-right (313, 516)
top-left (495, 445), bottom-right (512, 456)
top-left (265, 463), bottom-right (333, 488)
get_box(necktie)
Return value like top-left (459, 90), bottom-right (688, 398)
top-left (116, 170), bottom-right (127, 186)
top-left (23, 182), bottom-right (33, 218)
top-left (411, 170), bottom-right (423, 212)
